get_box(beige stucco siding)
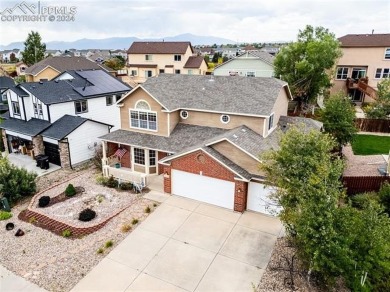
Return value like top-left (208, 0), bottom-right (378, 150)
top-left (120, 88), bottom-right (169, 137)
top-left (180, 110), bottom-right (266, 136)
top-left (270, 87), bottom-right (289, 130)
top-left (212, 140), bottom-right (265, 176)
top-left (26, 67), bottom-right (60, 82)
top-left (331, 46), bottom-right (390, 94)
top-left (169, 110), bottom-right (180, 135)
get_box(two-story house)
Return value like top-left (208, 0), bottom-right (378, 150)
top-left (331, 33), bottom-right (390, 102)
top-left (127, 42), bottom-right (207, 83)
top-left (213, 50), bottom-right (274, 77)
top-left (24, 56), bottom-right (115, 82)
top-left (1, 69), bottom-right (131, 168)
top-left (98, 74), bottom-right (321, 215)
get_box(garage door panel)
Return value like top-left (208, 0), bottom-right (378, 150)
top-left (247, 182), bottom-right (281, 216)
top-left (172, 170), bottom-right (235, 209)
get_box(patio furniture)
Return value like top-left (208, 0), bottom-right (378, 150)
top-left (133, 181), bottom-right (145, 194)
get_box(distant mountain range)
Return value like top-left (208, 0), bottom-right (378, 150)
top-left (0, 33), bottom-right (236, 51)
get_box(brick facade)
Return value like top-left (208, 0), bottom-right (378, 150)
top-left (120, 145), bottom-right (131, 168)
top-left (164, 150), bottom-right (249, 212)
top-left (32, 135), bottom-right (44, 156)
top-left (158, 151), bottom-right (169, 174)
top-left (59, 140), bottom-right (71, 169)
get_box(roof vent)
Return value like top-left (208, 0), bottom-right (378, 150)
top-left (39, 81), bottom-right (43, 84)
top-left (241, 128), bottom-right (247, 132)
top-left (232, 134), bottom-right (238, 139)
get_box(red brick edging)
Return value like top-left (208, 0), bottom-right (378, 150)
top-left (25, 173), bottom-right (135, 237)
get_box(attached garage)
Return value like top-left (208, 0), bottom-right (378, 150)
top-left (171, 169), bottom-right (235, 209)
top-left (247, 182), bottom-right (281, 216)
top-left (43, 141), bottom-right (61, 166)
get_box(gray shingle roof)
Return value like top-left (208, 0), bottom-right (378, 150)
top-left (40, 115), bottom-right (87, 140)
top-left (20, 70), bottom-right (131, 105)
top-left (1, 118), bottom-right (51, 136)
top-left (0, 77), bottom-right (14, 89)
top-left (127, 42), bottom-right (193, 54)
top-left (99, 124), bottom-right (228, 153)
top-left (278, 116), bottom-right (323, 132)
top-left (140, 74), bottom-right (288, 116)
top-left (214, 50), bottom-right (275, 69)
top-left (11, 85), bottom-right (29, 97)
top-left (25, 56), bottom-right (107, 75)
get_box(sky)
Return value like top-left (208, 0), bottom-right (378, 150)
top-left (0, 0), bottom-right (389, 45)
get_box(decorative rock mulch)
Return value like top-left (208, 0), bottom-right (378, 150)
top-left (0, 166), bottom-right (158, 291)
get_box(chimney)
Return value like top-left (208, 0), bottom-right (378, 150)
top-left (372, 29), bottom-right (374, 34)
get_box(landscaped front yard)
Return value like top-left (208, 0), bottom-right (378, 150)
top-left (351, 134), bottom-right (390, 155)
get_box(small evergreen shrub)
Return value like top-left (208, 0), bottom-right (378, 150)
top-left (97, 247), bottom-right (104, 254)
top-left (0, 210), bottom-right (12, 221)
top-left (104, 176), bottom-right (118, 188)
top-left (144, 206), bottom-right (151, 213)
top-left (95, 175), bottom-right (108, 185)
top-left (121, 224), bottom-right (132, 233)
top-left (65, 184), bottom-right (76, 197)
top-left (105, 240), bottom-right (113, 248)
top-left (62, 229), bottom-right (72, 237)
top-left (78, 208), bottom-right (96, 222)
top-left (119, 182), bottom-right (133, 191)
top-left (350, 192), bottom-right (379, 210)
top-left (38, 196), bottom-right (50, 207)
top-left (131, 218), bottom-right (139, 225)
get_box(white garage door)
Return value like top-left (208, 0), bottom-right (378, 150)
top-left (171, 170), bottom-right (235, 209)
top-left (247, 182), bottom-right (281, 216)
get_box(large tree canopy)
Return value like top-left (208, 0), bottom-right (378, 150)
top-left (365, 78), bottom-right (390, 119)
top-left (21, 31), bottom-right (46, 66)
top-left (274, 25), bottom-right (342, 103)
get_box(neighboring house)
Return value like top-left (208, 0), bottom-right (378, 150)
top-left (87, 50), bottom-right (111, 63)
top-left (127, 41), bottom-right (207, 83)
top-left (110, 49), bottom-right (128, 60)
top-left (15, 61), bottom-right (27, 76)
top-left (0, 76), bottom-right (15, 101)
top-left (331, 33), bottom-right (390, 102)
top-left (24, 56), bottom-right (116, 82)
top-left (0, 69), bottom-right (131, 168)
top-left (260, 46), bottom-right (280, 56)
top-left (213, 50), bottom-right (274, 77)
top-left (0, 49), bottom-right (22, 62)
top-left (44, 50), bottom-right (62, 57)
top-left (98, 74), bottom-right (311, 214)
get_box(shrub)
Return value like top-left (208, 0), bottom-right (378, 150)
top-left (104, 176), bottom-right (118, 188)
top-left (65, 184), bottom-right (76, 197)
top-left (153, 203), bottom-right (157, 207)
top-left (119, 182), bottom-right (133, 191)
top-left (144, 206), bottom-right (151, 213)
top-left (38, 196), bottom-right (50, 207)
top-left (62, 229), bottom-right (72, 237)
top-left (28, 216), bottom-right (37, 224)
top-left (350, 192), bottom-right (379, 210)
top-left (105, 240), bottom-right (113, 248)
top-left (95, 175), bottom-right (108, 185)
top-left (78, 208), bottom-right (96, 222)
top-left (97, 247), bottom-right (104, 254)
top-left (378, 182), bottom-right (390, 215)
top-left (0, 155), bottom-right (37, 204)
top-left (121, 224), bottom-right (132, 233)
top-left (0, 210), bottom-right (12, 221)
top-left (131, 218), bottom-right (139, 225)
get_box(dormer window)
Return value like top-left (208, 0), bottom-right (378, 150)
top-left (12, 102), bottom-right (20, 116)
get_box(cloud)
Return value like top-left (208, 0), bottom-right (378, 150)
top-left (0, 0), bottom-right (389, 45)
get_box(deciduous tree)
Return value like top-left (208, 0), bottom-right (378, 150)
top-left (274, 25), bottom-right (342, 103)
top-left (365, 78), bottom-right (390, 119)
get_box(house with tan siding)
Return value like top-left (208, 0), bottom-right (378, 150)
top-left (99, 74), bottom-right (321, 215)
top-left (331, 33), bottom-right (390, 102)
top-left (126, 42), bottom-right (207, 83)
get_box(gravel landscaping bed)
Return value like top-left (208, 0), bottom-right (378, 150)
top-left (343, 145), bottom-right (386, 176)
top-left (0, 166), bottom-right (157, 291)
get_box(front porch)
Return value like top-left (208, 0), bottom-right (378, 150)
top-left (101, 141), bottom-right (168, 188)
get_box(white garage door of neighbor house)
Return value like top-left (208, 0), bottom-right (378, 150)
top-left (247, 182), bottom-right (281, 216)
top-left (171, 170), bottom-right (235, 209)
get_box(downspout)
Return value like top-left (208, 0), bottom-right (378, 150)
top-left (21, 96), bottom-right (27, 121)
top-left (47, 104), bottom-right (51, 123)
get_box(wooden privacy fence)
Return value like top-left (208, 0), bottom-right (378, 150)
top-left (355, 118), bottom-right (390, 133)
top-left (343, 176), bottom-right (390, 195)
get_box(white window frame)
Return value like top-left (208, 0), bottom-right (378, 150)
top-left (188, 69), bottom-right (193, 75)
top-left (131, 70), bottom-right (137, 76)
top-left (174, 55), bottom-right (182, 61)
top-left (220, 114), bottom-right (230, 124)
top-left (33, 103), bottom-right (38, 114)
top-left (336, 67), bottom-right (349, 80)
top-left (133, 148), bottom-right (145, 165)
top-left (145, 70), bottom-right (153, 78)
top-left (385, 48), bottom-right (390, 60)
top-left (149, 150), bottom-right (156, 166)
top-left (268, 113), bottom-right (274, 131)
top-left (246, 71), bottom-right (255, 77)
top-left (180, 110), bottom-right (189, 119)
top-left (75, 100), bottom-right (88, 114)
top-left (375, 68), bottom-right (390, 79)
top-left (106, 96), bottom-right (113, 106)
top-left (38, 104), bottom-right (43, 115)
top-left (12, 101), bottom-right (20, 116)
top-left (145, 54), bottom-right (153, 61)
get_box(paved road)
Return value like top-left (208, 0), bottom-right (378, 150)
top-left (0, 265), bottom-right (47, 292)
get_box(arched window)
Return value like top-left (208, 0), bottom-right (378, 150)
top-left (135, 100), bottom-right (151, 111)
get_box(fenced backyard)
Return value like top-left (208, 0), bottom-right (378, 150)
top-left (355, 118), bottom-right (390, 133)
top-left (343, 176), bottom-right (390, 195)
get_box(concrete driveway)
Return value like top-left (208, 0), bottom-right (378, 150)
top-left (71, 195), bottom-right (283, 292)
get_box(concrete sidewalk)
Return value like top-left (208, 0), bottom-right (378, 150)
top-left (71, 196), bottom-right (283, 292)
top-left (0, 265), bottom-right (47, 292)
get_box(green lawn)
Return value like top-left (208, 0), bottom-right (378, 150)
top-left (351, 134), bottom-right (390, 155)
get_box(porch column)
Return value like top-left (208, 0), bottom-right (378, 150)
top-left (145, 148), bottom-right (150, 175)
top-left (1, 129), bottom-right (9, 154)
top-left (101, 141), bottom-right (108, 167)
top-left (130, 146), bottom-right (134, 171)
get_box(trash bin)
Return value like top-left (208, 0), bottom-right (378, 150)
top-left (35, 154), bottom-right (44, 167)
top-left (0, 197), bottom-right (11, 212)
top-left (40, 156), bottom-right (49, 170)
top-left (115, 163), bottom-right (121, 168)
